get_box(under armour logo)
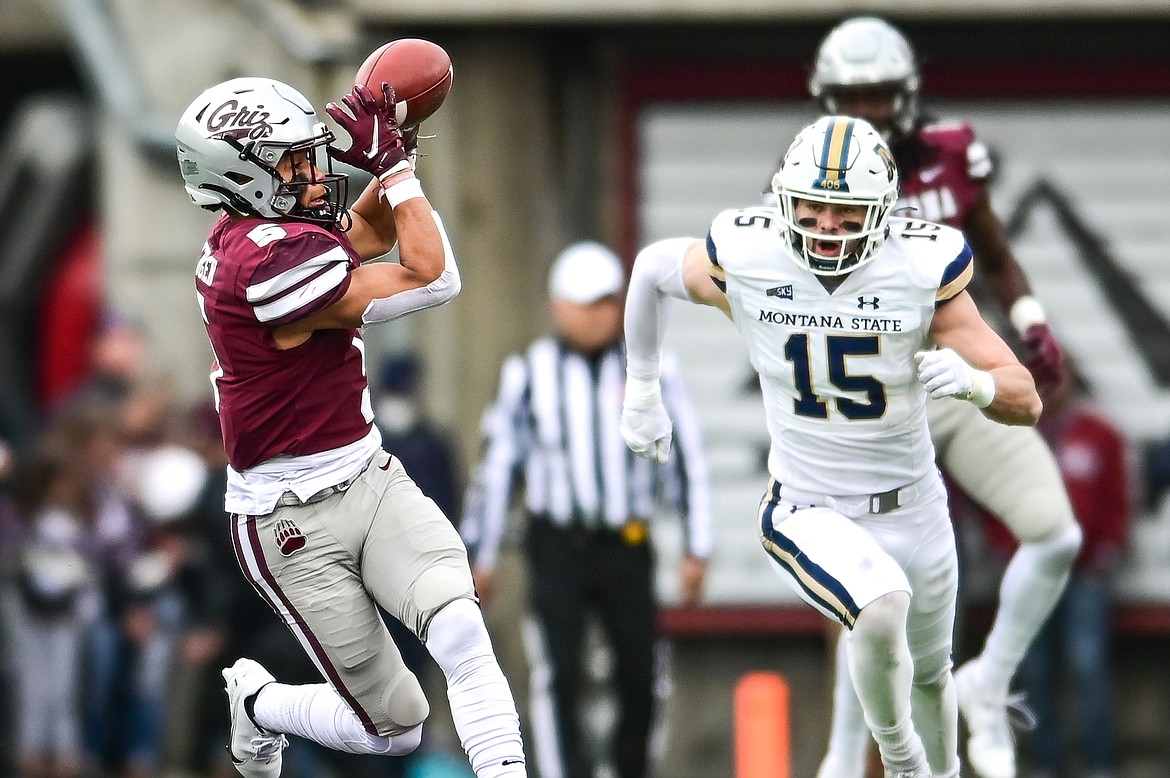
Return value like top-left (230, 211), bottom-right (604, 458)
top-left (275, 518), bottom-right (307, 556)
top-left (857, 296), bottom-right (880, 310)
top-left (766, 285), bottom-right (793, 300)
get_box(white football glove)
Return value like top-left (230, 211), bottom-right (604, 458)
top-left (914, 348), bottom-right (996, 408)
top-left (621, 376), bottom-right (673, 464)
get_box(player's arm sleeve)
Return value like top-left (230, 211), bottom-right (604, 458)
top-left (245, 232), bottom-right (353, 325)
top-left (625, 237), bottom-right (698, 381)
top-left (659, 356), bottom-right (714, 560)
top-left (459, 354), bottom-right (530, 571)
top-left (361, 211), bottom-right (460, 324)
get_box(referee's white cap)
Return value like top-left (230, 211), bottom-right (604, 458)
top-left (548, 241), bottom-right (625, 304)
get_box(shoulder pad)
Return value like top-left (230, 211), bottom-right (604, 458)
top-left (707, 207), bottom-right (779, 274)
top-left (888, 217), bottom-right (972, 300)
top-left (240, 226), bottom-right (355, 324)
top-left (708, 206), bottom-right (778, 244)
top-left (918, 120), bottom-right (977, 152)
top-left (917, 120), bottom-right (991, 182)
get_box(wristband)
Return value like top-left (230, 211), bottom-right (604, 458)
top-left (378, 160), bottom-right (425, 208)
top-left (1009, 295), bottom-right (1046, 334)
top-left (383, 178), bottom-right (425, 208)
top-left (624, 375), bottom-right (663, 410)
top-left (968, 370), bottom-right (997, 409)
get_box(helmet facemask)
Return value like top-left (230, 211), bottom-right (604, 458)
top-left (772, 116), bottom-right (899, 276)
top-left (219, 124), bottom-right (350, 228)
top-left (820, 83), bottom-right (919, 143)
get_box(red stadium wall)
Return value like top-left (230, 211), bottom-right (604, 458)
top-left (36, 219), bottom-right (102, 411)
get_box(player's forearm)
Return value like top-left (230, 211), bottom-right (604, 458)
top-left (983, 363), bottom-right (1042, 426)
top-left (349, 169), bottom-right (436, 264)
top-left (626, 238), bottom-right (693, 380)
top-left (361, 209), bottom-right (459, 324)
top-left (391, 199), bottom-right (445, 279)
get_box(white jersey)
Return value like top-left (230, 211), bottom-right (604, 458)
top-left (707, 208), bottom-right (974, 495)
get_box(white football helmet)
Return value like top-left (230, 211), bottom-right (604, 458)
top-left (809, 16), bottom-right (920, 139)
top-left (771, 116), bottom-right (898, 276)
top-left (175, 77), bottom-right (347, 227)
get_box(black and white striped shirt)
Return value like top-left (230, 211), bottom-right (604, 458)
top-left (461, 338), bottom-right (712, 570)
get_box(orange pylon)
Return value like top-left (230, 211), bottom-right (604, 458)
top-left (734, 671), bottom-right (790, 778)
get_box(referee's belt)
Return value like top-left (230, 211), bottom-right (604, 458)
top-left (538, 515), bottom-right (650, 547)
top-left (277, 473), bottom-right (359, 508)
top-left (768, 472), bottom-right (932, 517)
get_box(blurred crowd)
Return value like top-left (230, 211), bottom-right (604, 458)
top-left (0, 315), bottom-right (464, 778)
top-left (0, 312), bottom-right (257, 778)
top-left (0, 308), bottom-right (475, 776)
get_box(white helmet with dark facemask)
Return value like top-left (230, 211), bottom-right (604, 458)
top-left (175, 77), bottom-right (348, 227)
top-left (771, 116), bottom-right (898, 276)
top-left (809, 16), bottom-right (920, 140)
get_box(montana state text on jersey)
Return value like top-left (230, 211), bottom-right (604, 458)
top-left (706, 207), bottom-right (973, 496)
top-left (757, 311), bottom-right (905, 332)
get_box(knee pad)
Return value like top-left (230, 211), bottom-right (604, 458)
top-left (378, 665), bottom-right (430, 734)
top-left (849, 591), bottom-right (910, 648)
top-left (1009, 486), bottom-right (1080, 544)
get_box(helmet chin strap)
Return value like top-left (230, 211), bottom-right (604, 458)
top-left (803, 236), bottom-right (865, 275)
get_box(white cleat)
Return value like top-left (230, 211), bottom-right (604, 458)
top-left (953, 661), bottom-right (1018, 778)
top-left (223, 658), bottom-right (288, 778)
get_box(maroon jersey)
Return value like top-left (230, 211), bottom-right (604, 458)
top-left (893, 120), bottom-right (992, 229)
top-left (194, 214), bottom-right (374, 471)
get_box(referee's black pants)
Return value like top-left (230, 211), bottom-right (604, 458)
top-left (525, 517), bottom-right (658, 778)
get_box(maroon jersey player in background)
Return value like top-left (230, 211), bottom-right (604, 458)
top-left (790, 18), bottom-right (1083, 778)
top-left (176, 77), bottom-right (527, 778)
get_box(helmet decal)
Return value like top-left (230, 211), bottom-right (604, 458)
top-left (202, 99), bottom-right (287, 141)
top-left (874, 143), bottom-right (896, 183)
top-left (814, 117), bottom-right (856, 193)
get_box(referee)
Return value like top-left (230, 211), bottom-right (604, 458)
top-left (461, 242), bottom-right (713, 778)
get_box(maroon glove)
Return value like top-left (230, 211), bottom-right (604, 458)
top-left (325, 83), bottom-right (409, 178)
top-left (1021, 322), bottom-right (1065, 392)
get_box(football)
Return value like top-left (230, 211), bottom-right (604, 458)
top-left (354, 38), bottom-right (453, 128)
